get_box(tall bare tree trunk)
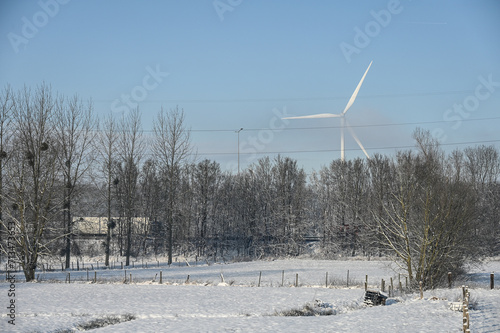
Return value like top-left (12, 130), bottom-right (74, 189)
top-left (97, 114), bottom-right (118, 267)
top-left (152, 106), bottom-right (192, 265)
top-left (54, 95), bottom-right (95, 269)
top-left (118, 109), bottom-right (143, 267)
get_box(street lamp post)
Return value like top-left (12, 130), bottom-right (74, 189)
top-left (235, 128), bottom-right (243, 174)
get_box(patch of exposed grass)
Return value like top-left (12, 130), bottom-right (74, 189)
top-left (76, 313), bottom-right (136, 330)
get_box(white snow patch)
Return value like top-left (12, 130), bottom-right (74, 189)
top-left (1, 259), bottom-right (499, 332)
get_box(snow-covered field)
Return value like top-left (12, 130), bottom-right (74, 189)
top-left (1, 258), bottom-right (499, 332)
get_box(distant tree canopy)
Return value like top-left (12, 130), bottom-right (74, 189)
top-left (1, 84), bottom-right (499, 287)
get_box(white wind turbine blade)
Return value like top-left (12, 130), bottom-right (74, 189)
top-left (345, 118), bottom-right (370, 159)
top-left (282, 113), bottom-right (342, 119)
top-left (341, 61), bottom-right (372, 115)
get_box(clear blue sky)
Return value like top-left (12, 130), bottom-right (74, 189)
top-left (1, 0), bottom-right (499, 173)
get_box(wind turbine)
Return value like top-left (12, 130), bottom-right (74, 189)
top-left (283, 61), bottom-right (372, 161)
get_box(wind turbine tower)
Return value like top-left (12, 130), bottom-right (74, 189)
top-left (283, 61), bottom-right (373, 161)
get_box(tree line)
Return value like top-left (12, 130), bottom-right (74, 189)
top-left (0, 84), bottom-right (499, 288)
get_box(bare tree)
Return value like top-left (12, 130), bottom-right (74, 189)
top-left (366, 153), bottom-right (394, 255)
top-left (247, 157), bottom-right (273, 256)
top-left (0, 85), bottom-right (13, 249)
top-left (344, 158), bottom-right (369, 255)
top-left (152, 106), bottom-right (192, 264)
top-left (312, 158), bottom-right (369, 256)
top-left (270, 156), bottom-right (308, 256)
top-left (168, 163), bottom-right (196, 256)
top-left (118, 108), bottom-right (144, 266)
top-left (192, 159), bottom-right (221, 255)
top-left (374, 129), bottom-right (477, 288)
top-left (139, 158), bottom-right (161, 255)
top-left (96, 114), bottom-right (119, 266)
top-left (463, 145), bottom-right (500, 254)
top-left (1, 84), bottom-right (60, 281)
top-left (213, 171), bottom-right (248, 256)
top-left (54, 95), bottom-right (96, 268)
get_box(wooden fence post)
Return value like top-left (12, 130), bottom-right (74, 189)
top-left (281, 270), bottom-right (284, 287)
top-left (491, 272), bottom-right (494, 289)
top-left (462, 286), bottom-right (470, 332)
top-left (325, 272), bottom-right (328, 288)
top-left (258, 271), bottom-right (262, 287)
top-left (295, 273), bottom-right (299, 287)
top-left (94, 271), bottom-right (96, 283)
top-left (160, 271), bottom-right (162, 284)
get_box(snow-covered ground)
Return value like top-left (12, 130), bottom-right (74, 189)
top-left (1, 258), bottom-right (499, 332)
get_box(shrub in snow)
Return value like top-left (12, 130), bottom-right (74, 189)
top-left (276, 300), bottom-right (337, 316)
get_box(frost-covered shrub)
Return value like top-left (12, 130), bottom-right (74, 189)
top-left (276, 300), bottom-right (337, 317)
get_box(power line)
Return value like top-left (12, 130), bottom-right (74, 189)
top-left (183, 139), bottom-right (500, 157)
top-left (240, 116), bottom-right (500, 132)
top-left (94, 89), bottom-right (473, 104)
top-left (137, 116), bottom-right (500, 133)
